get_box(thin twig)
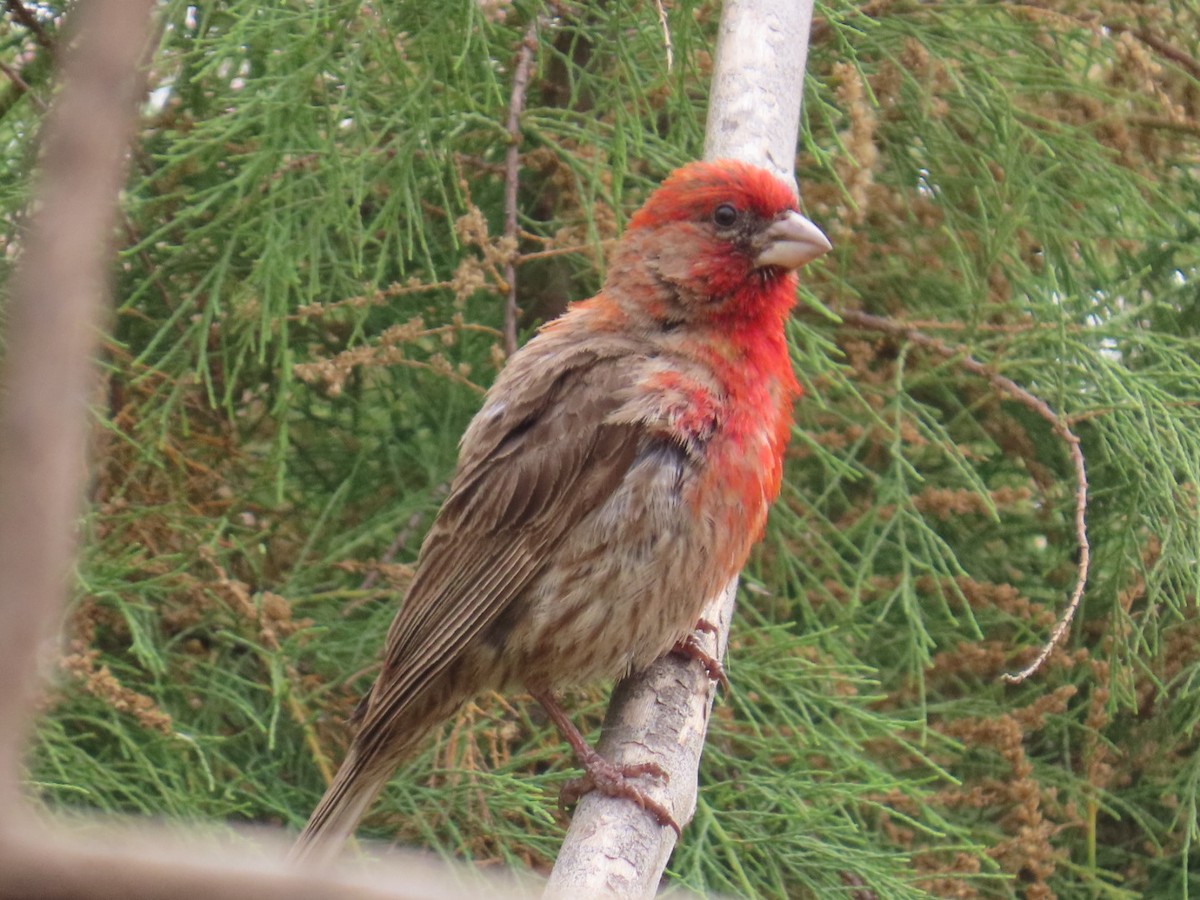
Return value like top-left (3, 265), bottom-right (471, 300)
top-left (1020, 2), bottom-right (1200, 81)
top-left (1127, 115), bottom-right (1200, 139)
top-left (809, 0), bottom-right (1200, 85)
top-left (893, 318), bottom-right (1084, 335)
top-left (516, 241), bottom-right (615, 263)
top-left (1105, 21), bottom-right (1200, 81)
top-left (838, 309), bottom-right (1090, 684)
top-left (290, 282), bottom-right (460, 321)
top-left (120, 210), bottom-right (185, 321)
top-left (653, 0), bottom-right (674, 71)
top-left (358, 507), bottom-right (429, 592)
top-left (5, 0), bottom-right (56, 55)
top-left (809, 0), bottom-right (895, 44)
top-left (287, 665), bottom-right (337, 787)
top-left (0, 59), bottom-right (47, 111)
top-left (501, 17), bottom-right (543, 357)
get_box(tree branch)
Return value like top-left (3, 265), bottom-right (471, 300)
top-left (545, 581), bottom-right (736, 898)
top-left (546, 1), bottom-right (819, 895)
top-left (0, 823), bottom-right (533, 900)
top-left (0, 0), bottom-right (155, 815)
top-left (0, 4), bottom-right (531, 898)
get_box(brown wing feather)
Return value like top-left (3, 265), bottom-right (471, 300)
top-left (352, 349), bottom-right (641, 750)
top-left (293, 334), bottom-right (653, 863)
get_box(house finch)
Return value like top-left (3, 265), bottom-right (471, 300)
top-left (290, 159), bottom-right (830, 864)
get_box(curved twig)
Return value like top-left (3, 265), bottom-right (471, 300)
top-left (838, 309), bottom-right (1089, 684)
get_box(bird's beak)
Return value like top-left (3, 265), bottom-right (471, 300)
top-left (754, 210), bottom-right (832, 270)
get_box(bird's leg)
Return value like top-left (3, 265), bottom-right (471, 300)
top-left (530, 689), bottom-right (680, 836)
top-left (671, 618), bottom-right (729, 689)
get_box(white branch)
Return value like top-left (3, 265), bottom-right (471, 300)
top-left (545, 3), bottom-right (818, 896)
top-left (705, 0), bottom-right (818, 185)
top-left (545, 580), bottom-right (736, 899)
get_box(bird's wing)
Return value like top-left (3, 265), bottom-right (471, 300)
top-left (354, 344), bottom-right (642, 751)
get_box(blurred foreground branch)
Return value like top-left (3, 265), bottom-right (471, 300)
top-left (0, 3), bottom-right (525, 898)
top-left (0, 0), bottom-right (156, 816)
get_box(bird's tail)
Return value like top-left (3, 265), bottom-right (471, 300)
top-left (287, 748), bottom-right (392, 866)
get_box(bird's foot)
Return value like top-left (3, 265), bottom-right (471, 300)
top-left (558, 751), bottom-right (679, 836)
top-left (531, 689), bottom-right (680, 835)
top-left (671, 620), bottom-right (729, 689)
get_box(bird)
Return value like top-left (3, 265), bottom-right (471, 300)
top-left (289, 159), bottom-right (831, 864)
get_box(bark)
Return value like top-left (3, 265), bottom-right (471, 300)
top-left (0, 0), bottom-right (157, 817)
top-left (0, 4), bottom-right (522, 897)
top-left (0, 823), bottom-right (531, 900)
top-left (545, 4), bottom-right (818, 896)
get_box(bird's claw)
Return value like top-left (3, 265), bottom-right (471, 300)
top-left (693, 618), bottom-right (720, 637)
top-left (559, 751), bottom-right (680, 836)
top-left (672, 623), bottom-right (729, 690)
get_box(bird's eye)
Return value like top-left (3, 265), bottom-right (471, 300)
top-left (712, 203), bottom-right (738, 228)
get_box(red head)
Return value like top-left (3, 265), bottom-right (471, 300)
top-left (606, 160), bottom-right (830, 327)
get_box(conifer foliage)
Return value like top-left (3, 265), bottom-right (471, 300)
top-left (2, 1), bottom-right (1198, 896)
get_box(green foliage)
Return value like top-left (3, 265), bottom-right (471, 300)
top-left (3, 0), bottom-right (1200, 897)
